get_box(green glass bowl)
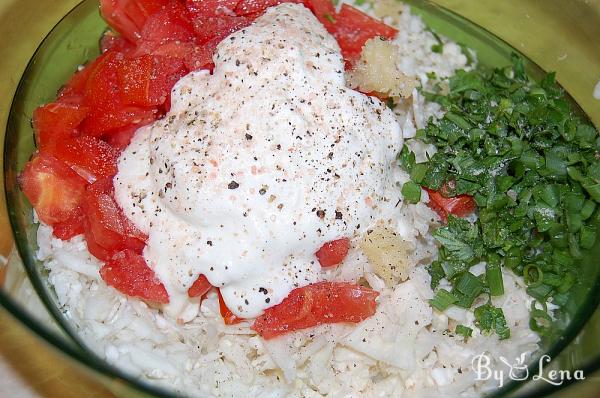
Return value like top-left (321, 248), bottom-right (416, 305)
top-left (3, 1), bottom-right (600, 397)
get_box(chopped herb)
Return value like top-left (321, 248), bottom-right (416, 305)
top-left (455, 324), bottom-right (473, 338)
top-left (401, 54), bottom-right (600, 338)
top-left (430, 289), bottom-right (458, 311)
top-left (474, 303), bottom-right (510, 340)
top-left (401, 181), bottom-right (421, 204)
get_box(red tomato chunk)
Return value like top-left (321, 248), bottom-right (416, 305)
top-left (33, 101), bottom-right (89, 148)
top-left (83, 178), bottom-right (147, 261)
top-left (44, 136), bottom-right (119, 183)
top-left (100, 249), bottom-right (169, 303)
top-left (218, 289), bottom-right (244, 325)
top-left (425, 188), bottom-right (477, 223)
top-left (18, 152), bottom-right (87, 226)
top-left (252, 282), bottom-right (379, 339)
top-left (315, 238), bottom-right (350, 267)
top-left (188, 274), bottom-right (213, 298)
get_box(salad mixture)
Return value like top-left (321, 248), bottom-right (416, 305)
top-left (17, 0), bottom-right (599, 397)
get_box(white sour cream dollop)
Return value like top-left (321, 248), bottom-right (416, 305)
top-left (114, 3), bottom-right (403, 320)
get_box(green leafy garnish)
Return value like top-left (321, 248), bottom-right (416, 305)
top-left (401, 181), bottom-right (422, 204)
top-left (474, 303), bottom-right (511, 340)
top-left (455, 324), bottom-right (473, 338)
top-left (400, 54), bottom-right (600, 339)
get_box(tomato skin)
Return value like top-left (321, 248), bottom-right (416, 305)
top-left (100, 249), bottom-right (169, 303)
top-left (33, 101), bottom-right (89, 148)
top-left (315, 238), bottom-right (350, 267)
top-left (188, 274), bottom-right (213, 298)
top-left (44, 136), bottom-right (119, 183)
top-left (18, 152), bottom-right (87, 226)
top-left (218, 289), bottom-right (244, 325)
top-left (252, 282), bottom-right (379, 339)
top-left (425, 188), bottom-right (477, 223)
top-left (330, 4), bottom-right (398, 62)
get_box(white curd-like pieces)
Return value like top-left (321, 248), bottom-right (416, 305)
top-left (114, 4), bottom-right (403, 320)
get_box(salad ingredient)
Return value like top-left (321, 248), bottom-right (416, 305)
top-left (114, 4), bottom-right (402, 320)
top-left (188, 274), bottom-right (212, 298)
top-left (83, 178), bottom-right (147, 262)
top-left (218, 289), bottom-right (244, 325)
top-left (99, 0), bottom-right (171, 42)
top-left (330, 4), bottom-right (397, 61)
top-left (100, 249), bottom-right (169, 303)
top-left (315, 239), bottom-right (350, 268)
top-left (252, 282), bottom-right (379, 339)
top-left (360, 225), bottom-right (413, 286)
top-left (18, 153), bottom-right (87, 226)
top-left (425, 188), bottom-right (477, 222)
top-left (44, 136), bottom-right (119, 183)
top-left (403, 55), bottom-right (599, 337)
top-left (33, 101), bottom-right (89, 148)
top-left (348, 37), bottom-right (417, 98)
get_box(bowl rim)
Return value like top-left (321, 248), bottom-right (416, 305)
top-left (3, 1), bottom-right (600, 397)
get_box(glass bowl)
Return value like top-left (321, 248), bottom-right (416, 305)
top-left (2, 1), bottom-right (600, 397)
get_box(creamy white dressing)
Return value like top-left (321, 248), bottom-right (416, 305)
top-left (114, 3), bottom-right (403, 321)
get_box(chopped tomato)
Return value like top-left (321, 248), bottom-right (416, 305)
top-left (218, 289), bottom-right (244, 325)
top-left (33, 100), bottom-right (89, 148)
top-left (304, 0), bottom-right (336, 29)
top-left (117, 54), bottom-right (187, 107)
top-left (315, 238), bottom-right (350, 267)
top-left (83, 178), bottom-right (147, 260)
top-left (52, 211), bottom-right (86, 240)
top-left (425, 188), bottom-right (476, 223)
top-left (100, 30), bottom-right (135, 53)
top-left (252, 282), bottom-right (379, 339)
top-left (44, 136), bottom-right (119, 183)
top-left (186, 0), bottom-right (240, 16)
top-left (234, 0), bottom-right (303, 15)
top-left (18, 153), bottom-right (87, 226)
top-left (183, 40), bottom-right (218, 72)
top-left (190, 14), bottom-right (255, 45)
top-left (139, 2), bottom-right (196, 44)
top-left (100, 249), bottom-right (169, 303)
top-left (188, 274), bottom-right (213, 298)
top-left (81, 51), bottom-right (158, 136)
top-left (103, 124), bottom-right (142, 151)
top-left (329, 4), bottom-right (397, 62)
top-left (100, 0), bottom-right (171, 42)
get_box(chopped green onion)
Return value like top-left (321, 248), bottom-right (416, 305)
top-left (523, 264), bottom-right (543, 287)
top-left (455, 324), bottom-right (473, 338)
top-left (455, 272), bottom-right (484, 297)
top-left (486, 263), bottom-right (504, 296)
top-left (401, 181), bottom-right (422, 204)
top-left (474, 304), bottom-right (510, 340)
top-left (430, 289), bottom-right (458, 311)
